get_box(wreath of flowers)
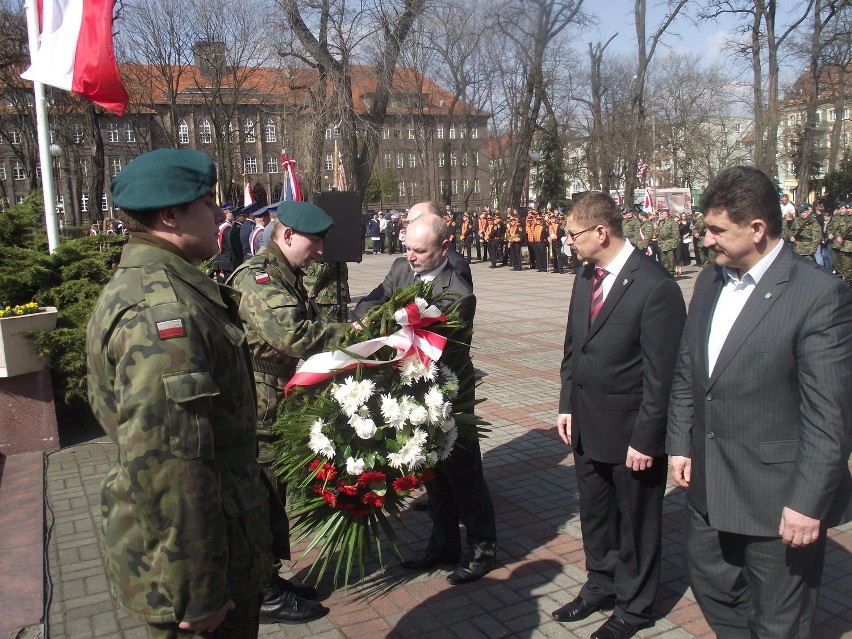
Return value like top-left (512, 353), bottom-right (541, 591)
top-left (269, 281), bottom-right (488, 585)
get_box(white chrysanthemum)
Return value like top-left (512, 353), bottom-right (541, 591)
top-left (423, 360), bottom-right (438, 381)
top-left (310, 419), bottom-right (326, 435)
top-left (350, 414), bottom-right (378, 439)
top-left (308, 429), bottom-right (335, 458)
top-left (346, 456), bottom-right (365, 476)
top-left (441, 415), bottom-right (456, 433)
top-left (409, 404), bottom-right (429, 426)
top-left (424, 386), bottom-right (444, 411)
top-left (387, 428), bottom-right (428, 469)
top-left (437, 423), bottom-right (458, 460)
top-left (332, 378), bottom-right (375, 416)
top-left (399, 395), bottom-right (417, 414)
top-left (441, 402), bottom-right (453, 421)
top-left (398, 354), bottom-right (425, 386)
top-left (380, 394), bottom-right (405, 429)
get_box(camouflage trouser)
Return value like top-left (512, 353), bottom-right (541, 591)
top-left (145, 594), bottom-right (262, 639)
top-left (661, 248), bottom-right (677, 274)
top-left (837, 250), bottom-right (852, 282)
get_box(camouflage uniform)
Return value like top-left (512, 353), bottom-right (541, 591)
top-left (791, 215), bottom-right (821, 259)
top-left (836, 212), bottom-right (852, 282)
top-left (692, 213), bottom-right (714, 266)
top-left (227, 239), bottom-right (347, 492)
top-left (657, 216), bottom-right (680, 273)
top-left (622, 216), bottom-right (641, 247)
top-left (86, 233), bottom-right (273, 629)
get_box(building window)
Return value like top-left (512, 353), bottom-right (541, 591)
top-left (438, 152), bottom-right (445, 167)
top-left (36, 165), bottom-right (42, 180)
top-left (828, 109), bottom-right (836, 122)
top-left (842, 133), bottom-right (849, 147)
top-left (844, 108), bottom-right (850, 120)
top-left (325, 128), bottom-right (332, 139)
top-left (461, 153), bottom-right (468, 167)
top-left (110, 157), bottom-right (122, 177)
top-left (409, 182), bottom-right (416, 197)
top-left (244, 118), bottom-right (256, 142)
top-left (450, 152), bottom-right (457, 167)
top-left (0, 164), bottom-right (5, 180)
top-left (462, 179), bottom-right (469, 192)
top-left (265, 118), bottom-right (276, 143)
top-left (474, 179), bottom-right (481, 193)
top-left (266, 157), bottom-right (279, 173)
top-left (72, 123), bottom-right (84, 144)
top-left (474, 151), bottom-right (480, 167)
top-left (451, 179), bottom-right (457, 194)
top-left (439, 179), bottom-right (446, 195)
top-left (383, 152), bottom-right (392, 169)
top-left (788, 115), bottom-right (795, 126)
top-left (178, 120), bottom-right (189, 144)
top-left (734, 123), bottom-right (741, 132)
top-left (13, 160), bottom-right (25, 180)
top-left (243, 157), bottom-right (258, 174)
top-left (325, 154), bottom-right (333, 171)
top-left (382, 127), bottom-right (390, 140)
top-left (79, 159), bottom-right (88, 177)
top-left (398, 182), bottom-right (406, 197)
top-left (436, 125), bottom-right (444, 139)
top-left (471, 127), bottom-right (478, 139)
top-left (11, 130), bottom-right (21, 145)
top-left (199, 118), bottom-right (212, 144)
top-left (102, 194), bottom-right (109, 211)
top-left (124, 123), bottom-right (136, 142)
top-left (81, 194), bottom-right (89, 213)
top-left (392, 129), bottom-right (402, 139)
top-left (408, 152), bottom-right (416, 168)
top-left (449, 125), bottom-right (456, 139)
top-left (107, 123), bottom-right (119, 142)
top-left (460, 126), bottom-right (467, 139)
top-left (408, 128), bottom-right (415, 140)
top-left (396, 153), bottom-right (404, 169)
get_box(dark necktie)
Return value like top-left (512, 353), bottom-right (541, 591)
top-left (589, 267), bottom-right (606, 323)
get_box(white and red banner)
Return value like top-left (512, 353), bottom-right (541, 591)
top-left (21, 0), bottom-right (129, 116)
top-left (286, 301), bottom-right (447, 394)
top-left (643, 188), bottom-right (654, 216)
top-left (243, 182), bottom-right (255, 207)
top-left (281, 152), bottom-right (302, 202)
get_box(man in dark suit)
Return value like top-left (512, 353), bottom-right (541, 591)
top-left (667, 166), bottom-right (852, 638)
top-left (405, 201), bottom-right (473, 288)
top-left (553, 193), bottom-right (686, 639)
top-left (353, 213), bottom-right (497, 586)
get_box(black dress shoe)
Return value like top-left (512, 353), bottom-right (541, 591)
top-left (400, 553), bottom-right (458, 571)
top-left (552, 596), bottom-right (603, 622)
top-left (270, 574), bottom-right (317, 600)
top-left (590, 615), bottom-right (645, 639)
top-left (446, 556), bottom-right (496, 585)
top-left (259, 588), bottom-right (328, 624)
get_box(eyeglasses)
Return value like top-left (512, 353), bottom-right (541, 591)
top-left (566, 224), bottom-right (600, 241)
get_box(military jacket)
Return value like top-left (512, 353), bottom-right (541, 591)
top-left (227, 241), bottom-right (346, 441)
top-left (792, 217), bottom-right (821, 256)
top-left (657, 218), bottom-right (679, 251)
top-left (303, 261), bottom-right (351, 306)
top-left (86, 233), bottom-right (272, 624)
top-left (622, 217), bottom-right (641, 246)
top-left (637, 221), bottom-right (655, 251)
top-left (692, 214), bottom-right (707, 247)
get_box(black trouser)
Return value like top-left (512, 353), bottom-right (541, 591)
top-left (531, 242), bottom-right (547, 270)
top-left (463, 237), bottom-right (473, 262)
top-left (508, 243), bottom-right (521, 269)
top-left (474, 235), bottom-right (482, 260)
top-left (489, 240), bottom-right (500, 266)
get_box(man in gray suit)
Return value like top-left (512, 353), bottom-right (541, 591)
top-left (353, 214), bottom-right (497, 585)
top-left (667, 165), bottom-right (852, 638)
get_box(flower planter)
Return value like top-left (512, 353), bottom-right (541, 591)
top-left (0, 307), bottom-right (58, 377)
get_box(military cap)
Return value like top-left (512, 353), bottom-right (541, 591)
top-left (277, 200), bottom-right (334, 237)
top-left (253, 203), bottom-right (276, 218)
top-left (111, 148), bottom-right (216, 209)
top-left (799, 203), bottom-right (809, 212)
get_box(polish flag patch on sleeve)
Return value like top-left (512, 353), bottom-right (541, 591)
top-left (255, 272), bottom-right (271, 284)
top-left (156, 319), bottom-right (186, 339)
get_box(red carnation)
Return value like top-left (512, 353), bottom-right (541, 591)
top-left (316, 463), bottom-right (337, 482)
top-left (309, 459), bottom-right (321, 472)
top-left (393, 475), bottom-right (420, 493)
top-left (320, 489), bottom-right (337, 508)
top-left (357, 470), bottom-right (387, 488)
top-left (362, 491), bottom-right (385, 508)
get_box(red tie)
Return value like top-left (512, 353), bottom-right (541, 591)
top-left (589, 267), bottom-right (606, 323)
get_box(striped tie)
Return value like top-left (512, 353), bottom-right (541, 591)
top-left (589, 267), bottom-right (607, 323)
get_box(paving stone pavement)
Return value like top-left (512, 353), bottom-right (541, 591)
top-left (45, 252), bottom-right (852, 639)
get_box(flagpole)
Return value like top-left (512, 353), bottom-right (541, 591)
top-left (23, 0), bottom-right (60, 254)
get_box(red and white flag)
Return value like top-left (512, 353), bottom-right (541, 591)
top-left (21, 0), bottom-right (129, 116)
top-left (243, 182), bottom-right (255, 207)
top-left (643, 188), bottom-right (654, 216)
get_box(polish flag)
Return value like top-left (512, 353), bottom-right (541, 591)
top-left (21, 0), bottom-right (129, 116)
top-left (243, 182), bottom-right (255, 206)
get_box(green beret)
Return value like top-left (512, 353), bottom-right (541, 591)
top-left (111, 149), bottom-right (216, 209)
top-left (276, 201), bottom-right (334, 237)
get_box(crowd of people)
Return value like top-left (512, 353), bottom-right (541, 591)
top-left (84, 147), bottom-right (850, 639)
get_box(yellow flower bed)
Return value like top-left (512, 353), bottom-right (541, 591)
top-left (0, 302), bottom-right (40, 318)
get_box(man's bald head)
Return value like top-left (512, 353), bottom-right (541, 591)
top-left (405, 214), bottom-right (449, 273)
top-left (406, 201), bottom-right (442, 222)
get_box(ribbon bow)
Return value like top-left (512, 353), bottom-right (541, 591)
top-left (285, 298), bottom-right (447, 394)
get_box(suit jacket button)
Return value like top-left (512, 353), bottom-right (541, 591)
top-left (707, 432), bottom-right (715, 439)
top-left (581, 349), bottom-right (587, 355)
top-left (577, 383), bottom-right (583, 389)
top-left (705, 393), bottom-right (712, 401)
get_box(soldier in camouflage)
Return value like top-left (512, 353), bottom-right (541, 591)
top-left (302, 260), bottom-right (351, 322)
top-left (656, 208), bottom-right (680, 274)
top-left (227, 201), bottom-right (347, 624)
top-left (791, 206), bottom-right (822, 260)
top-left (87, 148), bottom-right (274, 638)
top-left (622, 209), bottom-right (641, 247)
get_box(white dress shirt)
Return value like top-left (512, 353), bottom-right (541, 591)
top-left (597, 240), bottom-right (636, 302)
top-left (413, 258), bottom-right (449, 283)
top-left (707, 239), bottom-right (784, 375)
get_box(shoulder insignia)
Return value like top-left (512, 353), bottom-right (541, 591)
top-left (156, 319), bottom-right (186, 339)
top-left (255, 272), bottom-right (271, 284)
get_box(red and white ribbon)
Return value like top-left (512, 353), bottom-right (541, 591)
top-left (285, 300), bottom-right (447, 393)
